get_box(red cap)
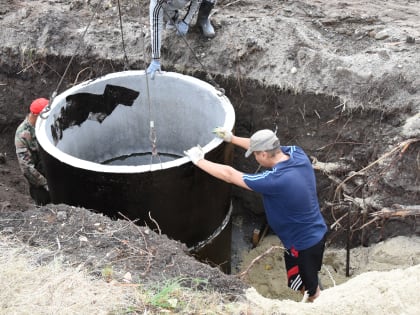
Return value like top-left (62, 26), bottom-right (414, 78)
top-left (30, 98), bottom-right (49, 115)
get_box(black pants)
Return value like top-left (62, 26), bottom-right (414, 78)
top-left (29, 185), bottom-right (51, 206)
top-left (284, 235), bottom-right (326, 297)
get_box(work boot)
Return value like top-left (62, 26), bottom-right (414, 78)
top-left (197, 0), bottom-right (215, 38)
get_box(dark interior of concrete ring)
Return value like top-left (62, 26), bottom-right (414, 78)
top-left (2, 56), bottom-right (419, 274)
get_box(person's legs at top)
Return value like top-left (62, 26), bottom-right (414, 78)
top-left (197, 0), bottom-right (216, 38)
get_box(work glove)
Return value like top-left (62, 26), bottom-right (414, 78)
top-left (146, 59), bottom-right (161, 80)
top-left (184, 145), bottom-right (205, 165)
top-left (176, 20), bottom-right (189, 36)
top-left (212, 127), bottom-right (233, 142)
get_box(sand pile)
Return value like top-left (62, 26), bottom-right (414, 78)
top-left (242, 235), bottom-right (420, 314)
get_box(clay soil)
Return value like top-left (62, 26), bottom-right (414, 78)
top-left (0, 0), bottom-right (419, 311)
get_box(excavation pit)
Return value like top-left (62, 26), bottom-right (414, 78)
top-left (1, 57), bottom-right (418, 282)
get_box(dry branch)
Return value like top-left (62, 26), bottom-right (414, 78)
top-left (343, 194), bottom-right (369, 212)
top-left (311, 158), bottom-right (355, 196)
top-left (356, 217), bottom-right (381, 230)
top-left (237, 245), bottom-right (285, 279)
top-left (311, 157), bottom-right (352, 174)
top-left (222, 0), bottom-right (243, 8)
top-left (334, 138), bottom-right (420, 200)
top-left (330, 210), bottom-right (349, 230)
top-left (117, 212), bottom-right (155, 276)
top-left (370, 204), bottom-right (420, 219)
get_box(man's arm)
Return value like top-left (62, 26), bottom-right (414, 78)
top-left (230, 135), bottom-right (251, 151)
top-left (213, 127), bottom-right (250, 151)
top-left (15, 138), bottom-right (47, 187)
top-left (185, 129), bottom-right (252, 189)
top-left (195, 159), bottom-right (251, 190)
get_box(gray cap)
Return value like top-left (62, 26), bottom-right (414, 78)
top-left (245, 129), bottom-right (280, 158)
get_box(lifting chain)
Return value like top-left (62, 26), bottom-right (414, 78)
top-left (149, 120), bottom-right (162, 166)
top-left (188, 203), bottom-right (233, 253)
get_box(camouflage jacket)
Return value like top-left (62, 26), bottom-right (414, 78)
top-left (15, 117), bottom-right (47, 187)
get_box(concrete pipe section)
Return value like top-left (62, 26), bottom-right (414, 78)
top-left (36, 71), bottom-right (235, 273)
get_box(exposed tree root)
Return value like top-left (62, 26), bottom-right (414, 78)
top-left (237, 245), bottom-right (285, 279)
top-left (370, 204), bottom-right (420, 219)
top-left (311, 158), bottom-right (352, 174)
top-left (334, 138), bottom-right (419, 201)
top-left (314, 138), bottom-right (419, 241)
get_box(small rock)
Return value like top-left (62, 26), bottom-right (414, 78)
top-left (375, 29), bottom-right (390, 40)
top-left (123, 272), bottom-right (132, 282)
top-left (406, 36), bottom-right (415, 44)
top-left (401, 113), bottom-right (420, 138)
top-left (246, 37), bottom-right (257, 48)
top-left (57, 211), bottom-right (67, 221)
top-left (290, 67), bottom-right (297, 74)
top-left (378, 50), bottom-right (390, 60)
top-left (2, 227), bottom-right (14, 234)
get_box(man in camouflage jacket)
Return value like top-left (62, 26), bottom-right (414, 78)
top-left (15, 98), bottom-right (50, 205)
